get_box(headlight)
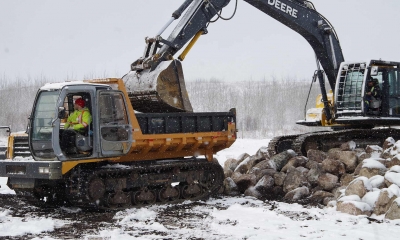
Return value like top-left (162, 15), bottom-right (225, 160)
top-left (39, 167), bottom-right (50, 174)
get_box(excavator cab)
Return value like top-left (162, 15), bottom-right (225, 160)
top-left (334, 60), bottom-right (400, 125)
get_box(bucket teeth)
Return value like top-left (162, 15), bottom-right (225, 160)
top-left (123, 60), bottom-right (193, 113)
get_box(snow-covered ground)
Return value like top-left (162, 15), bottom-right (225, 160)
top-left (1, 139), bottom-right (400, 239)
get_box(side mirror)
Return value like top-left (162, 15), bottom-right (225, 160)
top-left (0, 126), bottom-right (11, 136)
top-left (371, 66), bottom-right (379, 76)
top-left (58, 107), bottom-right (66, 119)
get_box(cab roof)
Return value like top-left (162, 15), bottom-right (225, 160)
top-left (40, 81), bottom-right (109, 91)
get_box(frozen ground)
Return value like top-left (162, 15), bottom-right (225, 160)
top-left (0, 139), bottom-right (400, 239)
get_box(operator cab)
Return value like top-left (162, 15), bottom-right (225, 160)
top-left (29, 81), bottom-right (132, 161)
top-left (335, 60), bottom-right (400, 125)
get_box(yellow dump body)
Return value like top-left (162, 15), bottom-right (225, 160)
top-left (86, 78), bottom-right (236, 162)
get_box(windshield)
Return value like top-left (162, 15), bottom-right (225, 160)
top-left (31, 90), bottom-right (59, 159)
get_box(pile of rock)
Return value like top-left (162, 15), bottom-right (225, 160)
top-left (222, 137), bottom-right (400, 219)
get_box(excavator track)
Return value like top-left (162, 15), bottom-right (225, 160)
top-left (267, 134), bottom-right (302, 156)
top-left (268, 128), bottom-right (400, 156)
top-left (15, 158), bottom-right (224, 210)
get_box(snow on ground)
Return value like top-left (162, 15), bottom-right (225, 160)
top-left (1, 138), bottom-right (400, 239)
top-left (0, 210), bottom-right (66, 238)
top-left (215, 138), bottom-right (270, 166)
top-left (87, 197), bottom-right (400, 240)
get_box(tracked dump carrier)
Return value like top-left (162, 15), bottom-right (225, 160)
top-left (0, 78), bottom-right (236, 209)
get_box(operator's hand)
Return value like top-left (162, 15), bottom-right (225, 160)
top-left (367, 92), bottom-right (371, 96)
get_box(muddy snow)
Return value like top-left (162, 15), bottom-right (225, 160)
top-left (0, 139), bottom-right (400, 239)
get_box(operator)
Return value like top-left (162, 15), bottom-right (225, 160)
top-left (365, 78), bottom-right (381, 114)
top-left (60, 98), bottom-right (92, 154)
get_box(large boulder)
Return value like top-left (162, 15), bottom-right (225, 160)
top-left (388, 184), bottom-right (400, 196)
top-left (340, 173), bottom-right (355, 187)
top-left (365, 145), bottom-right (383, 156)
top-left (307, 149), bottom-right (327, 163)
top-left (223, 177), bottom-right (240, 196)
top-left (254, 175), bottom-right (275, 194)
top-left (383, 137), bottom-right (396, 151)
top-left (384, 166), bottom-right (400, 188)
top-left (337, 151), bottom-right (358, 172)
top-left (273, 172), bottom-right (286, 186)
top-left (224, 169), bottom-right (233, 178)
top-left (327, 148), bottom-right (341, 159)
top-left (337, 200), bottom-right (372, 216)
top-left (323, 197), bottom-right (336, 206)
top-left (340, 141), bottom-right (356, 151)
top-left (373, 188), bottom-right (398, 215)
top-left (318, 173), bottom-right (339, 191)
top-left (269, 150), bottom-right (297, 172)
top-left (244, 186), bottom-right (262, 199)
top-left (385, 198), bottom-right (400, 220)
top-left (332, 186), bottom-right (346, 199)
top-left (235, 174), bottom-right (257, 193)
top-left (284, 186), bottom-right (309, 201)
top-left (354, 147), bottom-right (369, 162)
top-left (345, 177), bottom-right (372, 198)
top-left (224, 158), bottom-right (238, 172)
top-left (248, 167), bottom-right (261, 176)
top-left (321, 158), bottom-right (345, 176)
top-left (234, 155), bottom-right (264, 174)
top-left (361, 190), bottom-right (380, 209)
top-left (254, 146), bottom-right (270, 161)
top-left (358, 159), bottom-right (387, 178)
top-left (253, 159), bottom-right (277, 171)
top-left (307, 164), bottom-right (323, 186)
top-left (309, 190), bottom-right (334, 204)
top-left (369, 175), bottom-right (385, 189)
top-left (281, 156), bottom-right (308, 173)
top-left (381, 138), bottom-right (400, 159)
top-left (254, 168), bottom-right (277, 182)
top-left (234, 156), bottom-right (252, 174)
top-left (236, 153), bottom-right (250, 166)
top-left (283, 167), bottom-right (309, 193)
top-left (230, 172), bottom-right (242, 183)
top-left (384, 155), bottom-right (400, 168)
top-left (305, 160), bottom-right (320, 170)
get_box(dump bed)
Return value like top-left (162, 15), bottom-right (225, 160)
top-left (120, 108), bottom-right (237, 163)
top-left (136, 111), bottom-right (234, 134)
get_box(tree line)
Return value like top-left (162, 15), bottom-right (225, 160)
top-left (0, 75), bottom-right (326, 138)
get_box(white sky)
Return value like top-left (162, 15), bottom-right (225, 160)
top-left (1, 0), bottom-right (400, 82)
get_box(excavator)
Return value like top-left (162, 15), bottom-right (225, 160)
top-left (124, 0), bottom-right (400, 155)
top-left (1, 0), bottom-right (400, 209)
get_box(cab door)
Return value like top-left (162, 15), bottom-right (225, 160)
top-left (388, 69), bottom-right (400, 116)
top-left (98, 90), bottom-right (132, 156)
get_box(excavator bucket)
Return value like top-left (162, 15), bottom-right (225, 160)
top-left (123, 60), bottom-right (193, 113)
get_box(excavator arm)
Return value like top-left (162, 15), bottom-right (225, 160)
top-left (124, 0), bottom-right (344, 114)
top-left (244, 0), bottom-right (344, 90)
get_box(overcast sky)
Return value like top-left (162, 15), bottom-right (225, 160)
top-left (1, 0), bottom-right (400, 83)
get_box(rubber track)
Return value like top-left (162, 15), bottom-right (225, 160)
top-left (66, 159), bottom-right (224, 210)
top-left (268, 128), bottom-right (400, 156)
top-left (267, 134), bottom-right (302, 156)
